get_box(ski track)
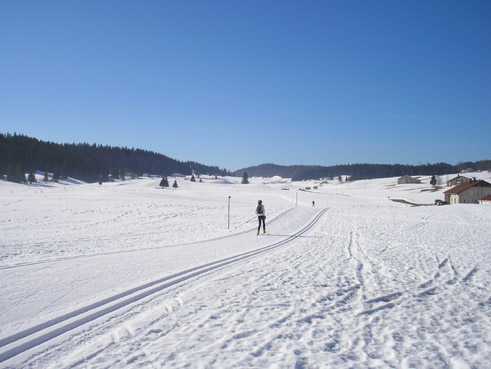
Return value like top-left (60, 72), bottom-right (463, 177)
top-left (48, 207), bottom-right (489, 369)
top-left (5, 206), bottom-right (489, 369)
top-left (0, 186), bottom-right (277, 268)
top-left (0, 208), bottom-right (296, 271)
top-left (0, 208), bottom-right (328, 366)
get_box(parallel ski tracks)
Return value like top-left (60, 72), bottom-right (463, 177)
top-left (0, 208), bottom-right (295, 271)
top-left (0, 208), bottom-right (328, 364)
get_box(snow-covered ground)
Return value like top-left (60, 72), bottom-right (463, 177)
top-left (0, 172), bottom-right (490, 368)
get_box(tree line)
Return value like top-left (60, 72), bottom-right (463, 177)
top-left (235, 161), bottom-right (491, 181)
top-left (0, 133), bottom-right (230, 183)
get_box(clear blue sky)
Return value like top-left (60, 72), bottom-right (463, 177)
top-left (1, 1), bottom-right (489, 171)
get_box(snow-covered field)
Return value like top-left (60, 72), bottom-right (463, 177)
top-left (0, 173), bottom-right (490, 368)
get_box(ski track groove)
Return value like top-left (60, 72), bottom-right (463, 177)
top-left (0, 208), bottom-right (295, 271)
top-left (0, 208), bottom-right (328, 364)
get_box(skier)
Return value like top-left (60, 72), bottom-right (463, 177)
top-left (256, 200), bottom-right (266, 235)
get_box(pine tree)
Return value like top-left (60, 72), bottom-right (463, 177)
top-left (44, 171), bottom-right (49, 182)
top-left (160, 177), bottom-right (169, 188)
top-left (190, 174), bottom-right (196, 182)
top-left (241, 172), bottom-right (249, 184)
top-left (430, 175), bottom-right (437, 186)
top-left (173, 180), bottom-right (178, 188)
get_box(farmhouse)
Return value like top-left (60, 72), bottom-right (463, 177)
top-left (397, 175), bottom-right (421, 184)
top-left (444, 179), bottom-right (491, 204)
top-left (446, 175), bottom-right (470, 187)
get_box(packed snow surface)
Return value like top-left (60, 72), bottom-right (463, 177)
top-left (0, 173), bottom-right (490, 368)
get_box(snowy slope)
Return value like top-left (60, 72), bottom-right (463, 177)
top-left (0, 173), bottom-right (490, 368)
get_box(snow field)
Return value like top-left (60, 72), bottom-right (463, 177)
top-left (0, 173), bottom-right (490, 368)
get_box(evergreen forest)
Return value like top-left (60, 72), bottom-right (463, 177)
top-left (0, 133), bottom-right (229, 183)
top-left (235, 161), bottom-right (491, 181)
top-left (2, 132), bottom-right (489, 184)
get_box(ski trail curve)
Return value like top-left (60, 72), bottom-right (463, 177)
top-left (0, 208), bottom-right (328, 364)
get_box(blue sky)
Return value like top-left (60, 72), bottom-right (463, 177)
top-left (1, 1), bottom-right (489, 171)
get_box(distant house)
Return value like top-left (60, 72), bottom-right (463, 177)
top-left (170, 173), bottom-right (185, 178)
top-left (397, 175), bottom-right (421, 184)
top-left (446, 175), bottom-right (470, 187)
top-left (480, 195), bottom-right (491, 206)
top-left (444, 178), bottom-right (491, 204)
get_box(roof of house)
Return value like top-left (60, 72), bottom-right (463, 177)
top-left (481, 195), bottom-right (491, 201)
top-left (444, 179), bottom-right (491, 194)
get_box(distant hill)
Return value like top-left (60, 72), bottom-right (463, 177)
top-left (233, 163), bottom-right (312, 179)
top-left (234, 161), bottom-right (491, 181)
top-left (0, 133), bottom-right (230, 183)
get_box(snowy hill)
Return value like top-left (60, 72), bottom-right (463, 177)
top-left (0, 173), bottom-right (490, 368)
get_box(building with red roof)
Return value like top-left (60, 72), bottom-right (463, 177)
top-left (444, 178), bottom-right (491, 204)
